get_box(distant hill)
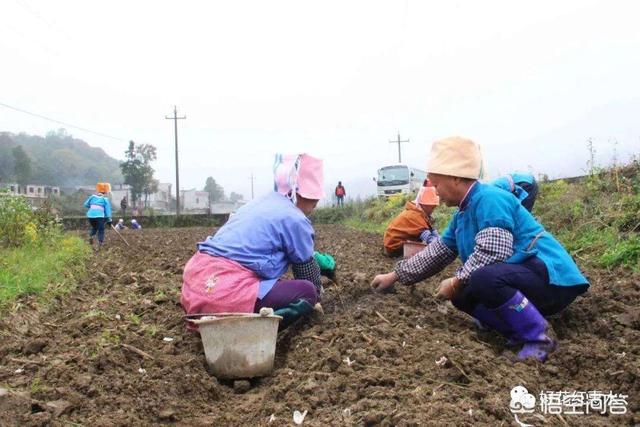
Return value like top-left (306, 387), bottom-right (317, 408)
top-left (0, 129), bottom-right (123, 187)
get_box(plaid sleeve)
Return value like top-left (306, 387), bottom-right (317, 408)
top-left (394, 238), bottom-right (457, 286)
top-left (455, 227), bottom-right (514, 282)
top-left (292, 257), bottom-right (323, 294)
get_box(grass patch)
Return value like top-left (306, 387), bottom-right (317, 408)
top-left (144, 324), bottom-right (159, 337)
top-left (127, 313), bottom-right (142, 326)
top-left (83, 309), bottom-right (108, 320)
top-left (314, 194), bottom-right (412, 235)
top-left (0, 233), bottom-right (91, 314)
top-left (343, 217), bottom-right (390, 234)
top-left (30, 377), bottom-right (42, 394)
top-left (99, 329), bottom-right (121, 346)
top-left (535, 164), bottom-right (640, 271)
top-left (315, 194), bottom-right (455, 236)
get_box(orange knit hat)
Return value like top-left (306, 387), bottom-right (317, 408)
top-left (418, 186), bottom-right (439, 206)
top-left (96, 182), bottom-right (111, 193)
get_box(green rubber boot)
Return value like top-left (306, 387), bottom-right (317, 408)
top-left (274, 299), bottom-right (314, 328)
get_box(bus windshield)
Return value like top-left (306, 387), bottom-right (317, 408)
top-left (377, 166), bottom-right (409, 186)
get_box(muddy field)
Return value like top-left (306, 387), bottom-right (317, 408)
top-left (0, 225), bottom-right (638, 426)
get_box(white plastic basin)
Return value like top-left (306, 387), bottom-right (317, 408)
top-left (190, 309), bottom-right (282, 379)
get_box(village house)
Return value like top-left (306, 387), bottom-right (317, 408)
top-left (1, 183), bottom-right (60, 207)
top-left (180, 189), bottom-right (210, 213)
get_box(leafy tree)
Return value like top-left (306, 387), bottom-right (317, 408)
top-left (204, 177), bottom-right (225, 203)
top-left (120, 141), bottom-right (157, 207)
top-left (46, 128), bottom-right (70, 140)
top-left (12, 145), bottom-right (32, 185)
top-left (229, 192), bottom-right (244, 203)
top-left (0, 139), bottom-right (13, 181)
top-left (51, 190), bottom-right (91, 216)
top-left (143, 179), bottom-right (160, 207)
top-left (50, 148), bottom-right (84, 182)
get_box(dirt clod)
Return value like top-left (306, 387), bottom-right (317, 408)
top-left (22, 340), bottom-right (47, 355)
top-left (45, 400), bottom-right (73, 417)
top-left (233, 380), bottom-right (251, 394)
top-left (157, 408), bottom-right (177, 421)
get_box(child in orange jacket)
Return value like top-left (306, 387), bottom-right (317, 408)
top-left (383, 186), bottom-right (440, 257)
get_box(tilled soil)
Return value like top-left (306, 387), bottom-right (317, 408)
top-left (0, 225), bottom-right (638, 426)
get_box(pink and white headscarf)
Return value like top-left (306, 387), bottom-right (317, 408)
top-left (273, 153), bottom-right (325, 203)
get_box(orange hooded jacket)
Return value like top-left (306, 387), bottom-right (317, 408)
top-left (383, 201), bottom-right (432, 255)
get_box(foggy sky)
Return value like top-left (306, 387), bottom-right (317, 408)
top-left (1, 0), bottom-right (639, 201)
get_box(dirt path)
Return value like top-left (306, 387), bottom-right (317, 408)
top-left (0, 226), bottom-right (638, 426)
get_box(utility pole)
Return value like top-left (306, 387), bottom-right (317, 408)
top-left (165, 106), bottom-right (186, 215)
top-left (249, 173), bottom-right (255, 200)
top-left (389, 131), bottom-right (409, 163)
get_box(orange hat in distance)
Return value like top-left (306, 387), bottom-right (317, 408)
top-left (96, 182), bottom-right (111, 193)
top-left (418, 186), bottom-right (439, 206)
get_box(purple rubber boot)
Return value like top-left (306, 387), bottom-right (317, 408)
top-left (495, 291), bottom-right (556, 362)
top-left (472, 304), bottom-right (516, 344)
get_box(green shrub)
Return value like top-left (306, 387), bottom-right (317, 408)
top-left (614, 194), bottom-right (640, 232)
top-left (313, 205), bottom-right (353, 224)
top-left (50, 190), bottom-right (89, 216)
top-left (539, 158), bottom-right (640, 270)
top-left (432, 205), bottom-right (456, 231)
top-left (538, 179), bottom-right (569, 204)
top-left (0, 195), bottom-right (61, 248)
top-left (0, 194), bottom-right (34, 247)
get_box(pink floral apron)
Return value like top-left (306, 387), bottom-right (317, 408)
top-left (181, 251), bottom-right (260, 316)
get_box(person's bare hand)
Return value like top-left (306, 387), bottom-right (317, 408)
top-left (370, 272), bottom-right (398, 293)
top-left (435, 276), bottom-right (461, 300)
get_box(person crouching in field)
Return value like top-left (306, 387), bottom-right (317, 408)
top-left (83, 182), bottom-right (112, 249)
top-left (181, 154), bottom-right (325, 328)
top-left (491, 172), bottom-right (538, 212)
top-left (383, 185), bottom-right (440, 257)
top-left (371, 137), bottom-right (589, 362)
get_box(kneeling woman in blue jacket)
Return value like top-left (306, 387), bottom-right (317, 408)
top-left (491, 172), bottom-right (538, 212)
top-left (181, 154), bottom-right (325, 328)
top-left (371, 137), bottom-right (589, 362)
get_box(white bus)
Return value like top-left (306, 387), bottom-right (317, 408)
top-left (375, 164), bottom-right (426, 198)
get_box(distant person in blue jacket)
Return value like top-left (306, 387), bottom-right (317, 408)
top-left (130, 219), bottom-right (142, 230)
top-left (83, 183), bottom-right (112, 248)
top-left (491, 172), bottom-right (538, 212)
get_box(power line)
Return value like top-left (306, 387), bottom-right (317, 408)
top-left (14, 0), bottom-right (73, 42)
top-left (0, 100), bottom-right (125, 141)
